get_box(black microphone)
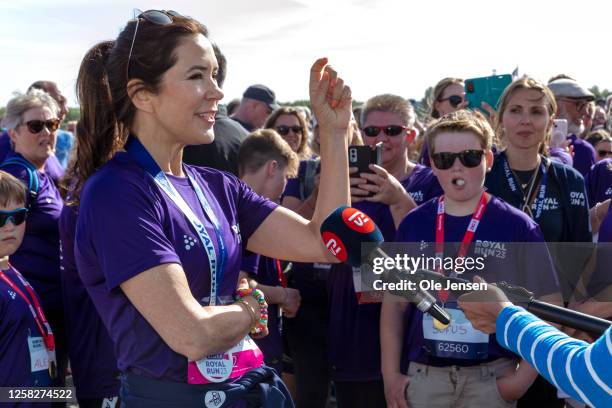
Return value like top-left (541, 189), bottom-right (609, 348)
top-left (320, 206), bottom-right (451, 325)
top-left (410, 269), bottom-right (612, 336)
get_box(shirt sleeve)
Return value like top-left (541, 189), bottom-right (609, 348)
top-left (496, 305), bottom-right (612, 407)
top-left (76, 173), bottom-right (181, 291)
top-left (241, 253), bottom-right (261, 276)
top-left (233, 175), bottom-right (278, 248)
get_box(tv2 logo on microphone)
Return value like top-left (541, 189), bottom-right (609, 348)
top-left (342, 208), bottom-right (375, 233)
top-left (322, 231), bottom-right (348, 262)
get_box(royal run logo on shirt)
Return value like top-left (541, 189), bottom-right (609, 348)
top-left (531, 197), bottom-right (560, 211)
top-left (605, 187), bottom-right (612, 197)
top-left (409, 191), bottom-right (424, 204)
top-left (570, 191), bottom-right (587, 207)
top-left (231, 224), bottom-right (242, 244)
top-left (7, 290), bottom-right (16, 300)
top-left (474, 240), bottom-right (507, 259)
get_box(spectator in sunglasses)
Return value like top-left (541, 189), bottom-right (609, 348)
top-left (0, 90), bottom-right (67, 387)
top-left (28, 81), bottom-right (74, 169)
top-left (72, 9), bottom-right (352, 407)
top-left (585, 129), bottom-right (612, 162)
top-left (548, 76), bottom-right (597, 177)
top-left (419, 78), bottom-right (466, 167)
top-left (382, 110), bottom-right (560, 408)
top-left (0, 171), bottom-right (56, 400)
top-left (264, 107), bottom-right (311, 160)
top-left (325, 94), bottom-right (442, 408)
top-left (486, 77), bottom-right (592, 406)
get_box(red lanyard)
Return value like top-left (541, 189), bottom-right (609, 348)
top-left (0, 267), bottom-right (55, 351)
top-left (275, 259), bottom-right (287, 288)
top-left (434, 192), bottom-right (488, 302)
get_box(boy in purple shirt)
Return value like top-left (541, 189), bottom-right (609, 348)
top-left (327, 94), bottom-right (442, 408)
top-left (0, 170), bottom-right (54, 407)
top-left (381, 110), bottom-right (561, 408)
top-left (237, 130), bottom-right (302, 374)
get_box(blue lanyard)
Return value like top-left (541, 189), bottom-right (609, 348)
top-left (501, 154), bottom-right (548, 220)
top-left (124, 136), bottom-right (226, 306)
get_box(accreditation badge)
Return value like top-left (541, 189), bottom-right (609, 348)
top-left (28, 335), bottom-right (52, 386)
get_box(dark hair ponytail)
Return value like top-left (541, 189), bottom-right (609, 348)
top-left (66, 14), bottom-right (208, 204)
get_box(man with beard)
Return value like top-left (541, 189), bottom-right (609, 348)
top-left (548, 76), bottom-right (596, 177)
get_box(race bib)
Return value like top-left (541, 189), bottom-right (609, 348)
top-left (188, 335), bottom-right (264, 384)
top-left (422, 308), bottom-right (489, 360)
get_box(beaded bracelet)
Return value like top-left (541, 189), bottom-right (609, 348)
top-left (235, 288), bottom-right (268, 335)
top-left (236, 299), bottom-right (258, 327)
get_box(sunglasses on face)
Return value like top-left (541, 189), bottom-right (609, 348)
top-left (0, 208), bottom-right (28, 228)
top-left (597, 150), bottom-right (611, 158)
top-left (362, 125), bottom-right (409, 138)
top-left (275, 125), bottom-right (303, 136)
top-left (21, 119), bottom-right (60, 134)
top-left (439, 95), bottom-right (464, 108)
top-left (431, 149), bottom-right (484, 170)
top-left (127, 10), bottom-right (182, 78)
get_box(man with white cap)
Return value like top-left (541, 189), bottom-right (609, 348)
top-left (548, 76), bottom-right (597, 177)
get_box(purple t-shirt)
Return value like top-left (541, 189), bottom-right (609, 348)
top-left (0, 265), bottom-right (52, 407)
top-left (327, 164), bottom-right (442, 381)
top-left (585, 158), bottom-right (612, 207)
top-left (568, 134), bottom-right (596, 178)
top-left (75, 152), bottom-right (277, 382)
top-left (588, 206), bottom-right (612, 296)
top-left (1, 152), bottom-right (63, 311)
top-left (59, 204), bottom-right (119, 399)
top-left (0, 131), bottom-right (64, 183)
top-left (395, 195), bottom-right (559, 369)
top-left (549, 147), bottom-right (573, 167)
top-left (241, 254), bottom-right (282, 371)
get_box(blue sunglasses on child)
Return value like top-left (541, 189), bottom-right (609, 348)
top-left (0, 208), bottom-right (28, 228)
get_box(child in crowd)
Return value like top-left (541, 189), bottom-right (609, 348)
top-left (238, 129), bottom-right (302, 375)
top-left (0, 170), bottom-right (54, 407)
top-left (381, 110), bottom-right (561, 408)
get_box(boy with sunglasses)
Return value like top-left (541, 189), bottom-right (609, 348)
top-left (381, 111), bottom-right (561, 408)
top-left (0, 170), bottom-right (55, 406)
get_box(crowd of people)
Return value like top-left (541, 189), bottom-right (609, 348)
top-left (0, 9), bottom-right (611, 408)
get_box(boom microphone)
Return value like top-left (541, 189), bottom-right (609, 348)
top-left (411, 269), bottom-right (612, 337)
top-left (320, 206), bottom-right (451, 325)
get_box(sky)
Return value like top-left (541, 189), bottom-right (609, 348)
top-left (1, 0), bottom-right (610, 107)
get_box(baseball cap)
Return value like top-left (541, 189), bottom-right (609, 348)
top-left (548, 78), bottom-right (595, 101)
top-left (243, 84), bottom-right (280, 110)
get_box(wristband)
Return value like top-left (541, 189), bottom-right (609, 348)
top-left (236, 299), bottom-right (257, 327)
top-left (235, 288), bottom-right (268, 335)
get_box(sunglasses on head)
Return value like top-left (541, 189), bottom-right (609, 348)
top-left (431, 149), bottom-right (484, 170)
top-left (439, 95), bottom-right (464, 108)
top-left (362, 125), bottom-right (409, 138)
top-left (275, 125), bottom-right (303, 136)
top-left (597, 150), bottom-right (611, 158)
top-left (21, 119), bottom-right (60, 134)
top-left (127, 9), bottom-right (182, 78)
top-left (0, 208), bottom-right (28, 228)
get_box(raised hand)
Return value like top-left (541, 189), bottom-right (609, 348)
top-left (309, 58), bottom-right (352, 136)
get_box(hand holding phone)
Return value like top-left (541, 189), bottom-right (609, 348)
top-left (349, 142), bottom-right (382, 200)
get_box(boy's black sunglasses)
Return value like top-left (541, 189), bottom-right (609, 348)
top-left (431, 149), bottom-right (484, 170)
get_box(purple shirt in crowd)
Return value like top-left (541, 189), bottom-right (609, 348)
top-left (327, 164), bottom-right (442, 381)
top-left (568, 134), bottom-right (596, 178)
top-left (59, 204), bottom-right (119, 399)
top-left (241, 253), bottom-right (283, 373)
top-left (1, 152), bottom-right (63, 311)
top-left (585, 158), bottom-right (612, 206)
top-left (0, 264), bottom-right (52, 408)
top-left (0, 131), bottom-right (64, 184)
top-left (549, 147), bottom-right (573, 167)
top-left (395, 195), bottom-right (560, 369)
top-left (75, 152), bottom-right (277, 383)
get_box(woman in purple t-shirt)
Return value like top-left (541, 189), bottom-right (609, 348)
top-left (71, 10), bottom-right (352, 408)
